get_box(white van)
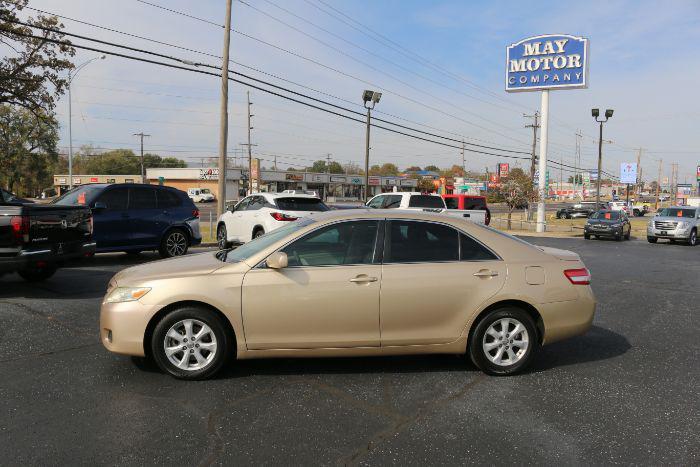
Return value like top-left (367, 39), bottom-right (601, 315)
top-left (187, 188), bottom-right (215, 203)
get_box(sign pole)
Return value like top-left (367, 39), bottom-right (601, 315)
top-left (536, 90), bottom-right (549, 233)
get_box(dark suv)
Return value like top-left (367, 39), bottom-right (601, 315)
top-left (53, 184), bottom-right (201, 257)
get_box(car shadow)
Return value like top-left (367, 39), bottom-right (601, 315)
top-left (131, 325), bottom-right (630, 379)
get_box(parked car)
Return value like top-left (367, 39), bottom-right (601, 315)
top-left (216, 192), bottom-right (329, 248)
top-left (647, 206), bottom-right (699, 246)
top-left (442, 194), bottom-right (491, 225)
top-left (584, 210), bottom-right (631, 241)
top-left (52, 184), bottom-right (201, 257)
top-left (556, 202), bottom-right (605, 219)
top-left (1, 188), bottom-right (33, 205)
top-left (0, 199), bottom-right (95, 281)
top-left (630, 201), bottom-right (651, 217)
top-left (187, 188), bottom-right (215, 203)
top-left (282, 189), bottom-right (319, 197)
top-left (366, 192), bottom-right (487, 224)
top-left (608, 201), bottom-right (632, 216)
top-left (100, 209), bottom-right (596, 380)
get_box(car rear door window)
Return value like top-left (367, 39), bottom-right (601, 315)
top-left (385, 220), bottom-right (459, 263)
top-left (97, 187), bottom-right (128, 210)
top-left (275, 197), bottom-right (329, 211)
top-left (464, 198), bottom-right (486, 210)
top-left (382, 195), bottom-right (402, 208)
top-left (157, 189), bottom-right (182, 208)
top-left (407, 195), bottom-right (444, 209)
top-left (443, 197), bottom-right (459, 209)
top-left (460, 233), bottom-right (498, 261)
top-left (282, 220), bottom-right (379, 267)
top-left (128, 186), bottom-right (157, 210)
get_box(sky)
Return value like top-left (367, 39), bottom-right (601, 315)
top-left (20, 0), bottom-right (700, 184)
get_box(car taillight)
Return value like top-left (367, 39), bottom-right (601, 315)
top-left (270, 212), bottom-right (298, 221)
top-left (192, 209), bottom-right (200, 218)
top-left (564, 268), bottom-right (591, 285)
top-left (10, 215), bottom-right (30, 243)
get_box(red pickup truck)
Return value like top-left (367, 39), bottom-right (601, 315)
top-left (442, 194), bottom-right (491, 225)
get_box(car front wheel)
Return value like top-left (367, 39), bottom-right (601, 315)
top-left (647, 237), bottom-right (658, 243)
top-left (217, 224), bottom-right (231, 250)
top-left (151, 306), bottom-right (232, 380)
top-left (18, 263), bottom-right (58, 282)
top-left (688, 229), bottom-right (697, 246)
top-left (469, 307), bottom-right (537, 376)
top-left (160, 229), bottom-right (189, 258)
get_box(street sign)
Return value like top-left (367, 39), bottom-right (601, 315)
top-left (582, 172), bottom-right (590, 185)
top-left (590, 170), bottom-right (598, 181)
top-left (498, 163), bottom-right (510, 178)
top-left (620, 162), bottom-right (638, 184)
top-left (506, 34), bottom-right (589, 92)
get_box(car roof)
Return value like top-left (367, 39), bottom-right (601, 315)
top-left (248, 192), bottom-right (321, 200)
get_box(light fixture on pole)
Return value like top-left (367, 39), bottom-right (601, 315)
top-left (67, 55), bottom-right (106, 191)
top-left (591, 108), bottom-right (613, 209)
top-left (362, 90), bottom-right (381, 201)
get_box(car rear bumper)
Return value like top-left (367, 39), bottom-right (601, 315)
top-left (0, 241), bottom-right (96, 274)
top-left (540, 287), bottom-right (596, 345)
top-left (100, 300), bottom-right (163, 357)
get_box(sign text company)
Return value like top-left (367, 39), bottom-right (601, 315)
top-left (506, 34), bottom-right (588, 92)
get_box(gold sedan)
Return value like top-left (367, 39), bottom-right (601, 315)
top-left (100, 210), bottom-right (595, 380)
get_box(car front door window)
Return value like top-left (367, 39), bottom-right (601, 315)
top-left (367, 196), bottom-right (384, 209)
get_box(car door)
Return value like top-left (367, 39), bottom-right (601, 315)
top-left (379, 219), bottom-right (506, 346)
top-left (92, 186), bottom-right (131, 249)
top-left (243, 196), bottom-right (266, 241)
top-left (382, 194), bottom-right (402, 209)
top-left (128, 186), bottom-right (161, 248)
top-left (241, 219), bottom-right (382, 349)
top-left (228, 197), bottom-right (251, 242)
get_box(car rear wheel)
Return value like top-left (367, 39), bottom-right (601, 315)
top-left (151, 306), bottom-right (232, 380)
top-left (253, 228), bottom-right (265, 239)
top-left (688, 229), bottom-right (697, 246)
top-left (584, 233), bottom-right (590, 239)
top-left (469, 307), bottom-right (537, 376)
top-left (217, 224), bottom-right (231, 249)
top-left (159, 229), bottom-right (189, 258)
top-left (18, 263), bottom-right (58, 282)
top-left (647, 237), bottom-right (658, 243)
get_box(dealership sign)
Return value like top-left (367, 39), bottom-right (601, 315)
top-left (619, 162), bottom-right (638, 184)
top-left (506, 34), bottom-right (588, 92)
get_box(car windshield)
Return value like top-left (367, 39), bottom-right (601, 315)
top-left (658, 208), bottom-right (695, 218)
top-left (275, 197), bottom-right (329, 211)
top-left (217, 218), bottom-right (316, 263)
top-left (408, 195), bottom-right (444, 208)
top-left (590, 211), bottom-right (621, 220)
top-left (52, 185), bottom-right (104, 206)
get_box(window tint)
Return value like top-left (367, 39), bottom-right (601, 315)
top-left (157, 189), bottom-right (182, 208)
top-left (282, 220), bottom-right (379, 267)
top-left (407, 195), bottom-right (444, 209)
top-left (246, 196), bottom-right (265, 211)
top-left (444, 197), bottom-right (459, 209)
top-left (128, 186), bottom-right (157, 209)
top-left (235, 198), bottom-right (251, 211)
top-left (460, 233), bottom-right (498, 261)
top-left (385, 220), bottom-right (458, 263)
top-left (275, 197), bottom-right (330, 211)
top-left (97, 187), bottom-right (128, 210)
top-left (382, 195), bottom-right (402, 208)
top-left (366, 196), bottom-right (384, 208)
top-left (52, 185), bottom-right (104, 206)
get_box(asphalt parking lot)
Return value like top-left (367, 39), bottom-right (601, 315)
top-left (1, 237), bottom-right (698, 465)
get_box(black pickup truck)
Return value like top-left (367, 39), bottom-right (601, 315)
top-left (0, 200), bottom-right (95, 281)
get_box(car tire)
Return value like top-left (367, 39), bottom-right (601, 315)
top-left (252, 227), bottom-right (265, 239)
top-left (159, 228), bottom-right (189, 258)
top-left (151, 306), bottom-right (233, 380)
top-left (624, 230), bottom-right (631, 240)
top-left (647, 237), bottom-right (658, 243)
top-left (615, 232), bottom-right (622, 241)
top-left (217, 223), bottom-right (231, 250)
top-left (18, 263), bottom-right (58, 282)
top-left (584, 233), bottom-right (590, 239)
top-left (556, 212), bottom-right (561, 219)
top-left (688, 229), bottom-right (697, 246)
top-left (469, 307), bottom-right (538, 376)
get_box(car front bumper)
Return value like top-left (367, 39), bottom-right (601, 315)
top-left (584, 225), bottom-right (623, 237)
top-left (647, 227), bottom-right (692, 239)
top-left (100, 299), bottom-right (164, 357)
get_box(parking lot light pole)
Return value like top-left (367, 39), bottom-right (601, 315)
top-left (362, 90), bottom-right (381, 202)
top-left (592, 108), bottom-right (613, 208)
top-left (67, 55), bottom-right (105, 190)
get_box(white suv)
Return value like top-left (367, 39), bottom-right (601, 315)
top-left (216, 193), bottom-right (330, 248)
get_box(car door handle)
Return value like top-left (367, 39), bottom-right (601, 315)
top-left (473, 270), bottom-right (499, 278)
top-left (349, 275), bottom-right (378, 283)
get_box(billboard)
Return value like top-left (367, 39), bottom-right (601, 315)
top-left (506, 34), bottom-right (589, 92)
top-left (620, 162), bottom-right (638, 184)
top-left (498, 163), bottom-right (510, 178)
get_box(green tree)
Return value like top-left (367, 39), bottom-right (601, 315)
top-left (417, 178), bottom-right (435, 193)
top-left (328, 161), bottom-right (344, 174)
top-left (424, 165), bottom-right (440, 172)
top-left (66, 149), bottom-right (187, 175)
top-left (405, 165), bottom-right (421, 172)
top-left (378, 163), bottom-right (399, 176)
top-left (0, 1), bottom-right (75, 117)
top-left (309, 160), bottom-right (327, 173)
top-left (368, 164), bottom-right (381, 176)
top-left (0, 104), bottom-right (59, 196)
top-left (496, 167), bottom-right (539, 229)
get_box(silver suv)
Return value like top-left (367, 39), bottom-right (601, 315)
top-left (647, 206), bottom-right (699, 246)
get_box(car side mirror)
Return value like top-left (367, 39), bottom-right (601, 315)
top-left (266, 251), bottom-right (288, 270)
top-left (92, 202), bottom-right (107, 211)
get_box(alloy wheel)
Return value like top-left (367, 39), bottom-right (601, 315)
top-left (217, 226), bottom-right (227, 249)
top-left (482, 318), bottom-right (529, 366)
top-left (163, 319), bottom-right (218, 371)
top-left (166, 231), bottom-right (187, 256)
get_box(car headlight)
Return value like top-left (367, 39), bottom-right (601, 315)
top-left (105, 287), bottom-right (151, 303)
top-left (677, 221), bottom-right (688, 229)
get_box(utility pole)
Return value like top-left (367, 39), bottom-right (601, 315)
top-left (133, 132), bottom-right (150, 183)
top-left (461, 140), bottom-right (466, 176)
top-left (247, 91), bottom-right (253, 194)
top-left (636, 148), bottom-right (643, 196)
top-left (671, 163), bottom-right (678, 204)
top-left (273, 154), bottom-right (277, 171)
top-left (217, 0), bottom-right (232, 217)
top-left (575, 131), bottom-right (582, 198)
top-left (524, 112), bottom-right (540, 180)
top-left (326, 153), bottom-right (332, 174)
top-left (655, 159), bottom-right (663, 209)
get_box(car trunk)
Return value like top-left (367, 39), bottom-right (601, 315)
top-left (26, 205), bottom-right (92, 252)
top-left (537, 246), bottom-right (581, 262)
